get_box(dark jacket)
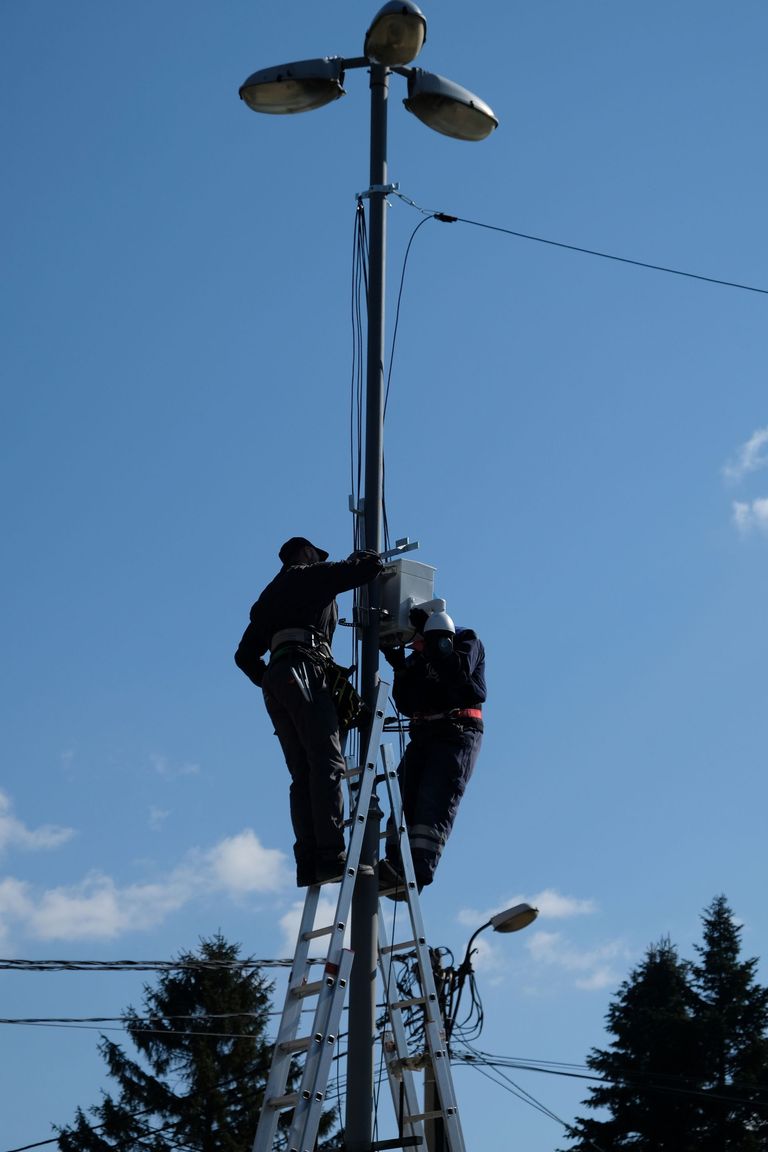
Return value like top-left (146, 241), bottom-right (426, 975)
top-left (235, 552), bottom-right (382, 685)
top-left (392, 627), bottom-right (486, 722)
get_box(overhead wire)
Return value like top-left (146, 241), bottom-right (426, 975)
top-left (391, 189), bottom-right (768, 297)
top-left (0, 957), bottom-right (293, 972)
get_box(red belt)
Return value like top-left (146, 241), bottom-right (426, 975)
top-left (413, 708), bottom-right (483, 721)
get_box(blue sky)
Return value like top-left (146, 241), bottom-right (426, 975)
top-left (2, 2), bottom-right (767, 1149)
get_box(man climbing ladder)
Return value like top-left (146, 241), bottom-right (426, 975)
top-left (234, 535), bottom-right (382, 887)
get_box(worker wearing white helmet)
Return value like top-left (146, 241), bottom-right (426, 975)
top-left (380, 602), bottom-right (485, 896)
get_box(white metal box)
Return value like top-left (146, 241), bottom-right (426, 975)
top-left (379, 558), bottom-right (442, 646)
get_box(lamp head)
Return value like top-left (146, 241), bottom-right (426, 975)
top-left (489, 902), bottom-right (539, 934)
top-left (239, 57), bottom-right (346, 115)
top-left (404, 68), bottom-right (498, 141)
top-left (365, 1), bottom-right (427, 66)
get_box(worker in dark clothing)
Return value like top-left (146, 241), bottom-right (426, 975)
top-left (235, 536), bottom-right (382, 887)
top-left (380, 607), bottom-right (485, 895)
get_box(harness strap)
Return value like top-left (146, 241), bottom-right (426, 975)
top-left (270, 627), bottom-right (326, 652)
top-left (412, 707), bottom-right (483, 722)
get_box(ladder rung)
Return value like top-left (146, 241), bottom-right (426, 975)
top-left (267, 1092), bottom-right (298, 1110)
top-left (302, 924), bottom-right (335, 940)
top-left (278, 1035), bottom-right (313, 1054)
top-left (290, 978), bottom-right (326, 999)
top-left (379, 884), bottom-right (417, 897)
top-left (391, 996), bottom-right (426, 1011)
top-left (402, 1109), bottom-right (447, 1124)
top-left (371, 1138), bottom-right (424, 1150)
top-left (380, 939), bottom-right (419, 954)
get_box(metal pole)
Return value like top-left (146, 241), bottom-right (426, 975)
top-left (346, 60), bottom-right (388, 1152)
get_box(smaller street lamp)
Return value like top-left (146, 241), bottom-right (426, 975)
top-left (444, 902), bottom-right (539, 1045)
top-left (424, 903), bottom-right (538, 1152)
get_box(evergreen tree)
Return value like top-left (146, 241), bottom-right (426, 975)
top-left (564, 938), bottom-right (704, 1152)
top-left (690, 894), bottom-right (768, 1150)
top-left (56, 933), bottom-right (339, 1152)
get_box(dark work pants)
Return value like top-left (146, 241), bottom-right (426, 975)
top-left (386, 722), bottom-right (482, 888)
top-left (262, 653), bottom-right (346, 880)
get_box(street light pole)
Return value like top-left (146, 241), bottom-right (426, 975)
top-left (346, 59), bottom-right (389, 1152)
top-left (238, 10), bottom-right (499, 1147)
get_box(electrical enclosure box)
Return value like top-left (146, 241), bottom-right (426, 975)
top-left (379, 558), bottom-right (441, 646)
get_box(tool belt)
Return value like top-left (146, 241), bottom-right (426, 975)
top-left (269, 628), bottom-right (332, 665)
top-left (270, 627), bottom-right (327, 652)
top-left (326, 662), bottom-right (367, 731)
top-left (412, 707), bottom-right (483, 722)
top-left (267, 630), bottom-right (365, 731)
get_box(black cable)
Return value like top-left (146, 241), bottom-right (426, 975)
top-left (0, 958), bottom-right (294, 972)
top-left (384, 215), bottom-right (433, 421)
top-left (392, 191), bottom-right (768, 297)
top-left (456, 1043), bottom-right (768, 1106)
top-left (451, 214), bottom-right (768, 296)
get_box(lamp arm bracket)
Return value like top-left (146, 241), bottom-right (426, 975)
top-left (339, 56), bottom-right (370, 71)
top-left (357, 182), bottom-right (400, 200)
top-left (380, 538), bottom-right (419, 562)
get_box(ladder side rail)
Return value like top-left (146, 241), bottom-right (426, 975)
top-left (377, 915), bottom-right (426, 1147)
top-left (287, 948), bottom-right (355, 1152)
top-left (254, 681), bottom-right (390, 1152)
top-left (252, 889), bottom-right (322, 1152)
top-left (379, 744), bottom-right (467, 1152)
top-left (319, 678), bottom-right (390, 972)
top-left (281, 686), bottom-right (389, 1150)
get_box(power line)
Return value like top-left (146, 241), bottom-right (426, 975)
top-left (0, 957), bottom-right (299, 972)
top-left (393, 190), bottom-right (768, 297)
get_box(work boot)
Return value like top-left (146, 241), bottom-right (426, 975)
top-left (315, 852), bottom-right (347, 885)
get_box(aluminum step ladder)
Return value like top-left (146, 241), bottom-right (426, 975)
top-left (252, 679), bottom-right (466, 1152)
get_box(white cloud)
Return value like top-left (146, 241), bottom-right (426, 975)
top-left (723, 426), bottom-right (768, 483)
top-left (23, 871), bottom-right (194, 940)
top-left (525, 929), bottom-right (630, 991)
top-left (150, 753), bottom-right (200, 778)
top-left (0, 827), bottom-right (291, 942)
top-left (278, 894), bottom-right (341, 958)
top-left (206, 829), bottom-right (288, 894)
top-left (530, 888), bottom-right (597, 918)
top-left (0, 790), bottom-right (75, 855)
top-left (457, 888), bottom-right (597, 931)
top-left (148, 806), bottom-right (170, 831)
top-left (732, 498), bottom-right (768, 534)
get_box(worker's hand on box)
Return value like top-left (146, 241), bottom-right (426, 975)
top-left (381, 644), bottom-right (407, 670)
top-left (408, 606), bottom-right (429, 635)
top-left (347, 548), bottom-right (383, 566)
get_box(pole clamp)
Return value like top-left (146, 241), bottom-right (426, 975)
top-left (356, 182), bottom-right (399, 200)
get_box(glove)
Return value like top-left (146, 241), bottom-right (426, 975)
top-left (347, 548), bottom-right (380, 561)
top-left (409, 606), bottom-right (429, 634)
top-left (381, 645), bottom-right (407, 670)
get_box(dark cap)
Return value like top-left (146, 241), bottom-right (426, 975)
top-left (278, 536), bottom-right (329, 564)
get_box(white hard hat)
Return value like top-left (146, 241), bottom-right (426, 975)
top-left (424, 610), bottom-right (455, 635)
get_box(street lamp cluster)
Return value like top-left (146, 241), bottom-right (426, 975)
top-left (239, 1), bottom-right (497, 141)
